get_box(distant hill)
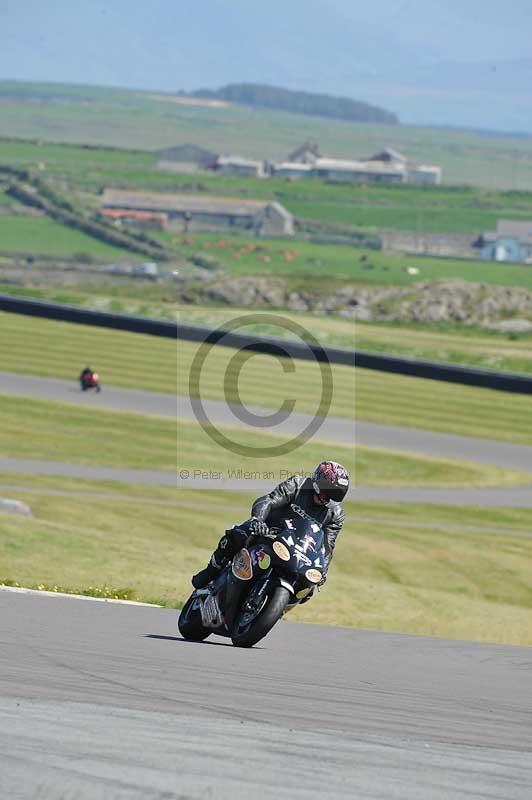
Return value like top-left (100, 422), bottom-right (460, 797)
top-left (190, 83), bottom-right (399, 125)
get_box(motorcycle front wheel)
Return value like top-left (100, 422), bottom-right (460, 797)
top-left (178, 593), bottom-right (211, 641)
top-left (231, 585), bottom-right (290, 648)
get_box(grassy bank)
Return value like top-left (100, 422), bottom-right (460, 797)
top-left (0, 394), bottom-right (357, 475)
top-left (3, 287), bottom-right (532, 377)
top-left (355, 321), bottom-right (532, 375)
top-left (3, 393), bottom-right (528, 488)
top-left (1, 474), bottom-right (532, 645)
top-left (3, 312), bottom-right (532, 444)
top-left (0, 311), bottom-right (356, 420)
top-left (355, 367), bottom-right (532, 446)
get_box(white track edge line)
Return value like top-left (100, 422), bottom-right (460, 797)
top-left (0, 585), bottom-right (162, 606)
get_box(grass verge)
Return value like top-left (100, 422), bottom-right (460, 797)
top-left (0, 310), bottom-right (355, 419)
top-left (1, 474), bottom-right (532, 645)
top-left (355, 320), bottom-right (532, 376)
top-left (1, 394), bottom-right (530, 488)
top-left (3, 312), bottom-right (532, 446)
top-left (355, 368), bottom-right (532, 446)
top-left (3, 287), bottom-right (532, 377)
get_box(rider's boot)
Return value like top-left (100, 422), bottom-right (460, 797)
top-left (192, 554), bottom-right (224, 589)
top-left (192, 527), bottom-right (249, 589)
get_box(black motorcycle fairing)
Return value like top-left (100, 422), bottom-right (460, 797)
top-left (179, 515), bottom-right (328, 647)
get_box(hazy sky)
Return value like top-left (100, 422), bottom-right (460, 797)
top-left (2, 1), bottom-right (532, 130)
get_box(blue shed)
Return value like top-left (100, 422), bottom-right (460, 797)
top-left (479, 220), bottom-right (532, 264)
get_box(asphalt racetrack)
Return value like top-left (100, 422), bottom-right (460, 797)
top-left (2, 371), bottom-right (532, 504)
top-left (1, 590), bottom-right (531, 800)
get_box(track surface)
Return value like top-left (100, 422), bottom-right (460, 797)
top-left (1, 371), bottom-right (532, 504)
top-left (1, 591), bottom-right (531, 800)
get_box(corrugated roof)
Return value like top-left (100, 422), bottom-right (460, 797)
top-left (410, 165), bottom-right (441, 173)
top-left (369, 148), bottom-right (406, 163)
top-left (101, 188), bottom-right (268, 216)
top-left (497, 219), bottom-right (532, 243)
top-left (101, 209), bottom-right (168, 221)
top-left (217, 155), bottom-right (263, 168)
top-left (314, 158), bottom-right (404, 174)
top-left (273, 162), bottom-right (313, 172)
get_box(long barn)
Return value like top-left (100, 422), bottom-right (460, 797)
top-left (100, 188), bottom-right (294, 236)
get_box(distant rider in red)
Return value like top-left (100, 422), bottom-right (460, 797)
top-left (79, 366), bottom-right (100, 392)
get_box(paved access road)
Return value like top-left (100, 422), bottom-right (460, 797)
top-left (1, 590), bottom-right (531, 800)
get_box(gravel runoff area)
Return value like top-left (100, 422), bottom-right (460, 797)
top-left (1, 591), bottom-right (531, 800)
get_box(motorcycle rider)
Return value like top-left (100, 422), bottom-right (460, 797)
top-left (192, 461), bottom-right (350, 591)
top-left (79, 366), bottom-right (101, 391)
top-left (80, 366), bottom-right (94, 390)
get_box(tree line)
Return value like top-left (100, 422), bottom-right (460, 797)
top-left (190, 83), bottom-right (398, 125)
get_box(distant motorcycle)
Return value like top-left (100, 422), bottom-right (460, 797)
top-left (178, 507), bottom-right (326, 648)
top-left (80, 371), bottom-right (101, 392)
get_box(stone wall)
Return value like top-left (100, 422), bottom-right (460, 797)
top-left (380, 230), bottom-right (477, 259)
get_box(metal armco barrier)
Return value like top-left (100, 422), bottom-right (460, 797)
top-left (0, 294), bottom-right (354, 365)
top-left (2, 293), bottom-right (532, 393)
top-left (0, 294), bottom-right (176, 338)
top-left (355, 350), bottom-right (532, 395)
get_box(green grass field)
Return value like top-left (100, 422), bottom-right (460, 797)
top-left (3, 312), bottom-right (532, 445)
top-left (355, 367), bottom-right (532, 445)
top-left (3, 393), bottom-right (526, 488)
top-left (2, 81), bottom-right (532, 190)
top-left (4, 134), bottom-right (532, 235)
top-left (2, 474), bottom-right (532, 645)
top-left (3, 286), bottom-right (532, 376)
top-left (0, 215), bottom-right (129, 259)
top-left (0, 282), bottom-right (180, 322)
top-left (0, 393), bottom-right (358, 476)
top-left (355, 321), bottom-right (532, 375)
top-left (166, 232), bottom-right (532, 289)
top-left (1, 83), bottom-right (531, 647)
top-left (0, 311), bottom-right (355, 420)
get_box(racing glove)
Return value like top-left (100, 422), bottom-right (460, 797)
top-left (249, 518), bottom-right (270, 537)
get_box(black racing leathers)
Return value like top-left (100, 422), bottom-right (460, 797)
top-left (213, 475), bottom-right (345, 577)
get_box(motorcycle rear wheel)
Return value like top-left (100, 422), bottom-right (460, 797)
top-left (231, 586), bottom-right (290, 648)
top-left (178, 593), bottom-right (211, 641)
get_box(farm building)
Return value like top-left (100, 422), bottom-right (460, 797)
top-left (215, 155), bottom-right (266, 178)
top-left (286, 140), bottom-right (322, 163)
top-left (477, 220), bottom-right (532, 263)
top-left (312, 156), bottom-right (405, 184)
top-left (272, 144), bottom-right (441, 185)
top-left (271, 162), bottom-right (314, 179)
top-left (156, 144), bottom-right (218, 173)
top-left (100, 189), bottom-right (294, 236)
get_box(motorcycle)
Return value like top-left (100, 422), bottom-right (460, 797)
top-left (178, 507), bottom-right (326, 648)
top-left (80, 371), bottom-right (101, 392)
